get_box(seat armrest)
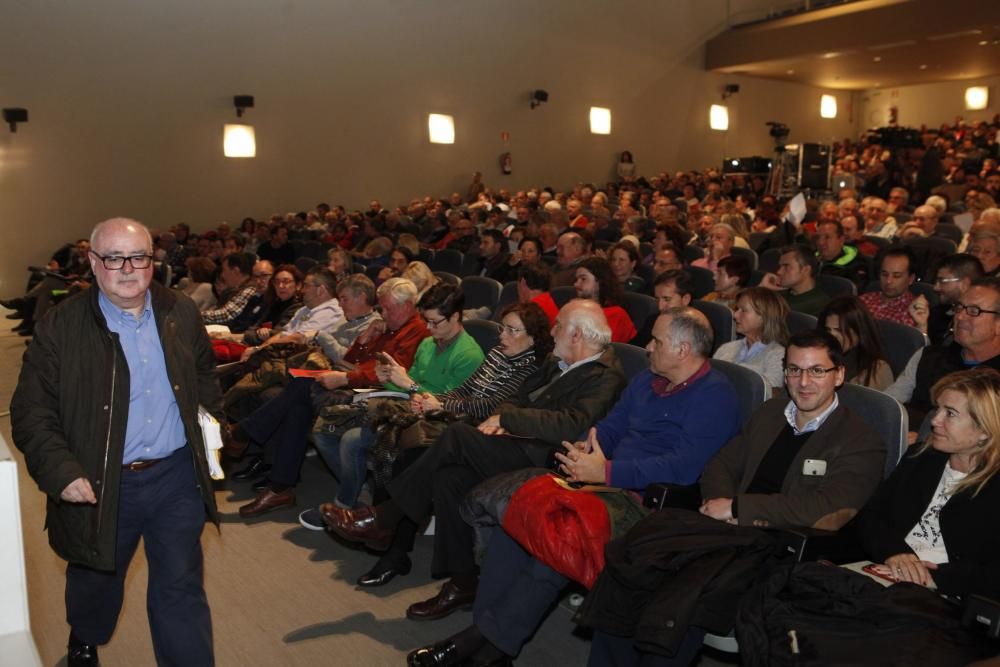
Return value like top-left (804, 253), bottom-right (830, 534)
top-left (963, 595), bottom-right (1000, 640)
top-left (643, 483), bottom-right (702, 511)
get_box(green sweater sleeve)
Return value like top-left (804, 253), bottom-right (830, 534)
top-left (385, 331), bottom-right (485, 394)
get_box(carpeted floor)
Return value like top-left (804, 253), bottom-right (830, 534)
top-left (1, 310), bottom-right (733, 666)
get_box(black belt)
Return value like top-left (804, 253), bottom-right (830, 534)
top-left (122, 457), bottom-right (167, 472)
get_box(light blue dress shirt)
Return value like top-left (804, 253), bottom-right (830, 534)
top-left (99, 291), bottom-right (187, 464)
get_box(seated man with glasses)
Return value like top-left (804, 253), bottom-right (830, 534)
top-left (887, 277), bottom-right (1000, 440)
top-left (580, 330), bottom-right (886, 666)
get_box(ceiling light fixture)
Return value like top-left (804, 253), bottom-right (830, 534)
top-left (589, 107), bottom-right (611, 134)
top-left (709, 104), bottom-right (729, 131)
top-left (224, 95), bottom-right (256, 158)
top-left (965, 86), bottom-right (989, 111)
top-left (428, 113), bottom-right (455, 144)
top-left (223, 125), bottom-right (256, 158)
top-left (820, 95), bottom-right (837, 119)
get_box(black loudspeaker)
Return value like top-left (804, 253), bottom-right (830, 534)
top-left (800, 143), bottom-right (830, 190)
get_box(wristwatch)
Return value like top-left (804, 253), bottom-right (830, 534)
top-left (407, 382), bottom-right (421, 394)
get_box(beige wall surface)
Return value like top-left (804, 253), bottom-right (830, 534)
top-left (0, 0), bottom-right (855, 293)
top-left (857, 76), bottom-right (999, 131)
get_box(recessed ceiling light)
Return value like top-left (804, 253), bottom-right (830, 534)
top-left (873, 56), bottom-right (882, 62)
top-left (980, 40), bottom-right (989, 46)
top-left (919, 64), bottom-right (928, 70)
top-left (821, 52), bottom-right (839, 59)
top-left (786, 69), bottom-right (795, 75)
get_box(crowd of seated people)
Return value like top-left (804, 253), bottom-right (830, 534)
top-left (5, 112), bottom-right (1000, 665)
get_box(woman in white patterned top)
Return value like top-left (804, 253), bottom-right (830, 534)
top-left (857, 367), bottom-right (1000, 598)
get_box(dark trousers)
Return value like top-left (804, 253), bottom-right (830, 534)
top-left (241, 376), bottom-right (314, 487)
top-left (474, 528), bottom-right (569, 657)
top-left (386, 422), bottom-right (550, 577)
top-left (65, 446), bottom-right (213, 666)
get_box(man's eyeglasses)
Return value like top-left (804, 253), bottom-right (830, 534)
top-left (951, 303), bottom-right (1000, 318)
top-left (90, 251), bottom-right (153, 270)
top-left (784, 365), bottom-right (839, 378)
top-left (252, 273), bottom-right (274, 280)
top-left (934, 276), bottom-right (961, 285)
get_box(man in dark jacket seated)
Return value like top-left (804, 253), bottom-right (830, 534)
top-left (321, 299), bottom-right (627, 621)
top-left (581, 330), bottom-right (887, 666)
top-left (405, 307), bottom-right (742, 667)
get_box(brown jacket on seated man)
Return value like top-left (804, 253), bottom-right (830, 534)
top-left (699, 330), bottom-right (886, 531)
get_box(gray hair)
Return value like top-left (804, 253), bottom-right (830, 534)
top-left (924, 196), bottom-right (947, 214)
top-left (337, 273), bottom-right (376, 305)
top-left (663, 306), bottom-right (714, 358)
top-left (980, 208), bottom-right (1000, 225)
top-left (562, 299), bottom-right (612, 349)
top-left (377, 277), bottom-right (419, 305)
top-left (90, 217), bottom-right (153, 252)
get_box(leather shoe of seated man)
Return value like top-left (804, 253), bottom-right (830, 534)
top-left (320, 503), bottom-right (393, 551)
top-left (231, 455), bottom-right (271, 481)
top-left (406, 639), bottom-right (461, 667)
top-left (239, 487), bottom-right (295, 517)
top-left (67, 633), bottom-right (100, 667)
top-left (406, 579), bottom-right (476, 621)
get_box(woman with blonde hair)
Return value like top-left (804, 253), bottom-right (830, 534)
top-left (402, 261), bottom-right (439, 298)
top-left (712, 286), bottom-right (789, 389)
top-left (857, 367), bottom-right (1000, 598)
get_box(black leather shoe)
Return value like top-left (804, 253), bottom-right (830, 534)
top-left (68, 634), bottom-right (100, 667)
top-left (406, 579), bottom-right (476, 621)
top-left (357, 557), bottom-right (412, 587)
top-left (232, 456), bottom-right (271, 480)
top-left (407, 640), bottom-right (460, 667)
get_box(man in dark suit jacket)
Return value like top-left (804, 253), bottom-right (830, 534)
top-left (321, 299), bottom-right (626, 617)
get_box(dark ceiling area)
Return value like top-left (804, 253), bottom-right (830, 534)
top-left (706, 0), bottom-right (1000, 90)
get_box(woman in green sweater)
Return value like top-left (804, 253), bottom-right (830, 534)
top-left (315, 283), bottom-right (484, 511)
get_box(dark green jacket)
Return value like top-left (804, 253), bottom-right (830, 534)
top-left (11, 282), bottom-right (223, 571)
